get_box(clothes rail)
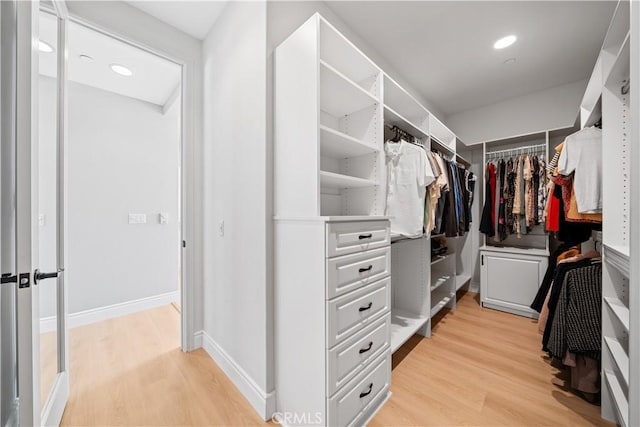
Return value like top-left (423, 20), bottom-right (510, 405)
top-left (431, 137), bottom-right (455, 156)
top-left (385, 124), bottom-right (421, 145)
top-left (486, 143), bottom-right (546, 158)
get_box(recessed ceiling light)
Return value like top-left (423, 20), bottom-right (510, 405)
top-left (38, 40), bottom-right (54, 53)
top-left (109, 63), bottom-right (133, 77)
top-left (494, 35), bottom-right (517, 50)
top-left (79, 54), bottom-right (93, 61)
top-left (504, 58), bottom-right (517, 65)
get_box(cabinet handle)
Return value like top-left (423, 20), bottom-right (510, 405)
top-left (481, 255), bottom-right (484, 266)
top-left (359, 341), bottom-right (373, 354)
top-left (359, 302), bottom-right (373, 312)
top-left (359, 383), bottom-right (373, 398)
top-left (358, 234), bottom-right (373, 240)
top-left (359, 265), bottom-right (373, 273)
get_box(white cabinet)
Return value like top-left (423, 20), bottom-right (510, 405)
top-left (275, 218), bottom-right (391, 426)
top-left (480, 247), bottom-right (548, 318)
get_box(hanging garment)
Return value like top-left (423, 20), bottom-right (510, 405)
top-left (465, 170), bottom-right (475, 225)
top-left (557, 127), bottom-right (603, 213)
top-left (530, 243), bottom-right (580, 313)
top-left (524, 155), bottom-right (536, 232)
top-left (547, 262), bottom-right (602, 361)
top-left (532, 156), bottom-right (540, 225)
top-left (537, 155), bottom-right (547, 223)
top-left (554, 175), bottom-right (602, 224)
top-left (505, 158), bottom-right (516, 233)
top-left (425, 152), bottom-right (443, 233)
top-left (458, 165), bottom-right (470, 234)
top-left (497, 159), bottom-right (507, 241)
top-left (513, 156), bottom-right (526, 237)
top-left (385, 140), bottom-right (435, 237)
top-left (493, 160), bottom-right (502, 242)
top-left (433, 154), bottom-right (450, 234)
top-left (479, 162), bottom-right (496, 237)
top-left (444, 161), bottom-right (460, 237)
top-left (553, 182), bottom-right (594, 245)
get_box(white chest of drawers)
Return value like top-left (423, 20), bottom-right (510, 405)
top-left (275, 218), bottom-right (392, 426)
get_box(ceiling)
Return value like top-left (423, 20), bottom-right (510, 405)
top-left (127, 0), bottom-right (228, 40)
top-left (39, 10), bottom-right (181, 107)
top-left (325, 1), bottom-right (616, 116)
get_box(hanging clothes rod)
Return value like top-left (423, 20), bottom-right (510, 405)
top-left (385, 124), bottom-right (422, 145)
top-left (486, 143), bottom-right (546, 158)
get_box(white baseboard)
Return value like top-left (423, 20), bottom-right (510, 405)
top-left (40, 291), bottom-right (179, 333)
top-left (469, 280), bottom-right (480, 294)
top-left (199, 330), bottom-right (276, 421)
top-left (193, 330), bottom-right (203, 349)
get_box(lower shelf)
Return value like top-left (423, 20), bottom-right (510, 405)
top-left (604, 370), bottom-right (628, 427)
top-left (390, 309), bottom-right (429, 353)
top-left (431, 293), bottom-right (454, 317)
top-left (455, 274), bottom-right (471, 291)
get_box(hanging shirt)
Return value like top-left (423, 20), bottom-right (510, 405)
top-left (557, 127), bottom-right (602, 213)
top-left (385, 140), bottom-right (435, 237)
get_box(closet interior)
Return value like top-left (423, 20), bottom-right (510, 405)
top-left (273, 1), bottom-right (638, 426)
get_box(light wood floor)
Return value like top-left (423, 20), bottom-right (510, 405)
top-left (60, 292), bottom-right (614, 426)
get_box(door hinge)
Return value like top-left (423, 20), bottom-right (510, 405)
top-left (18, 272), bottom-right (30, 288)
top-left (182, 240), bottom-right (186, 248)
top-left (1, 273), bottom-right (17, 285)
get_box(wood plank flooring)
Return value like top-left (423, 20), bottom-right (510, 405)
top-left (59, 292), bottom-right (613, 426)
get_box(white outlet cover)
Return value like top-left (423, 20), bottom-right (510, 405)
top-left (159, 213), bottom-right (168, 224)
top-left (128, 213), bottom-right (147, 224)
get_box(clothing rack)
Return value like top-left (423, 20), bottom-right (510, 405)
top-left (485, 143), bottom-right (546, 159)
top-left (385, 124), bottom-right (421, 145)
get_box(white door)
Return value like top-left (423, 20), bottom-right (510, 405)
top-left (4, 0), bottom-right (69, 425)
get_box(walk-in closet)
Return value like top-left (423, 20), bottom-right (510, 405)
top-left (274, 1), bottom-right (637, 426)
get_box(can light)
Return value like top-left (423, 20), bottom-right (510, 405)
top-left (494, 35), bottom-right (517, 50)
top-left (38, 40), bottom-right (54, 53)
top-left (110, 63), bottom-right (133, 77)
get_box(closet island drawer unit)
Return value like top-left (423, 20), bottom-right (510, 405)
top-left (275, 217), bottom-right (391, 426)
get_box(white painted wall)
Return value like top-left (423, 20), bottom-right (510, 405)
top-left (39, 76), bottom-right (181, 318)
top-left (448, 79), bottom-right (588, 145)
top-left (202, 0), bottom-right (272, 418)
top-left (67, 0), bottom-right (204, 350)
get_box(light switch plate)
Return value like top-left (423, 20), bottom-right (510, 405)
top-left (128, 213), bottom-right (147, 224)
top-left (159, 213), bottom-right (168, 224)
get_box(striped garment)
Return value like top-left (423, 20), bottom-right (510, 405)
top-left (547, 263), bottom-right (602, 361)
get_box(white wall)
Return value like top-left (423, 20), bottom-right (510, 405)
top-left (39, 76), bottom-right (181, 317)
top-left (202, 0), bottom-right (272, 418)
top-left (447, 79), bottom-right (587, 145)
top-left (67, 0), bottom-right (204, 349)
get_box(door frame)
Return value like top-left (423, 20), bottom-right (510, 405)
top-left (64, 13), bottom-right (194, 352)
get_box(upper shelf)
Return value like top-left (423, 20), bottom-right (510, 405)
top-left (430, 115), bottom-right (456, 152)
top-left (319, 125), bottom-right (379, 159)
top-left (383, 74), bottom-right (429, 135)
top-left (383, 105), bottom-right (429, 140)
top-left (320, 60), bottom-right (379, 118)
top-left (319, 17), bottom-right (380, 97)
top-left (320, 170), bottom-right (376, 189)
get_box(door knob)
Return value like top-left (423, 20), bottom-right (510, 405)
top-left (34, 268), bottom-right (63, 285)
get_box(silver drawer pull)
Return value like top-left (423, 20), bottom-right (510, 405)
top-left (359, 383), bottom-right (373, 398)
top-left (359, 341), bottom-right (373, 354)
top-left (358, 302), bottom-right (373, 312)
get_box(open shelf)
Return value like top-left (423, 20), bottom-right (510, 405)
top-left (604, 336), bottom-right (629, 387)
top-left (604, 370), bottom-right (629, 427)
top-left (320, 60), bottom-right (378, 117)
top-left (383, 74), bottom-right (428, 134)
top-left (319, 125), bottom-right (379, 159)
top-left (383, 105), bottom-right (428, 140)
top-left (390, 308), bottom-right (429, 352)
top-left (430, 275), bottom-right (451, 292)
top-left (320, 170), bottom-right (375, 189)
top-left (604, 243), bottom-right (630, 276)
top-left (604, 33), bottom-right (630, 90)
top-left (430, 116), bottom-right (456, 151)
top-left (431, 293), bottom-right (454, 317)
top-left (604, 297), bottom-right (630, 332)
top-left (319, 18), bottom-right (380, 96)
top-left (455, 274), bottom-right (471, 291)
top-left (431, 253), bottom-right (453, 266)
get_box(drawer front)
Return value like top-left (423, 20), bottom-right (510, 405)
top-left (328, 316), bottom-right (390, 396)
top-left (327, 247), bottom-right (391, 299)
top-left (327, 221), bottom-right (390, 258)
top-left (327, 277), bottom-right (390, 348)
top-left (328, 352), bottom-right (391, 427)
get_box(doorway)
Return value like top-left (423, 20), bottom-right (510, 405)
top-left (37, 7), bottom-right (185, 416)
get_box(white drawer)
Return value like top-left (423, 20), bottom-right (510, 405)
top-left (326, 221), bottom-right (390, 258)
top-left (327, 352), bottom-right (391, 427)
top-left (327, 247), bottom-right (391, 299)
top-left (327, 277), bottom-right (390, 348)
top-left (327, 315), bottom-right (390, 396)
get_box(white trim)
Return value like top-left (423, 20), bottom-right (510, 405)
top-left (40, 371), bottom-right (68, 427)
top-left (40, 291), bottom-right (179, 333)
top-left (200, 330), bottom-right (276, 421)
top-left (192, 330), bottom-right (203, 349)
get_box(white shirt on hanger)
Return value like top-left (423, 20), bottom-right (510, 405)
top-left (385, 140), bottom-right (435, 237)
top-left (557, 126), bottom-right (602, 213)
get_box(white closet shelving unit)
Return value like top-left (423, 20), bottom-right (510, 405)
top-left (579, 1), bottom-right (637, 425)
